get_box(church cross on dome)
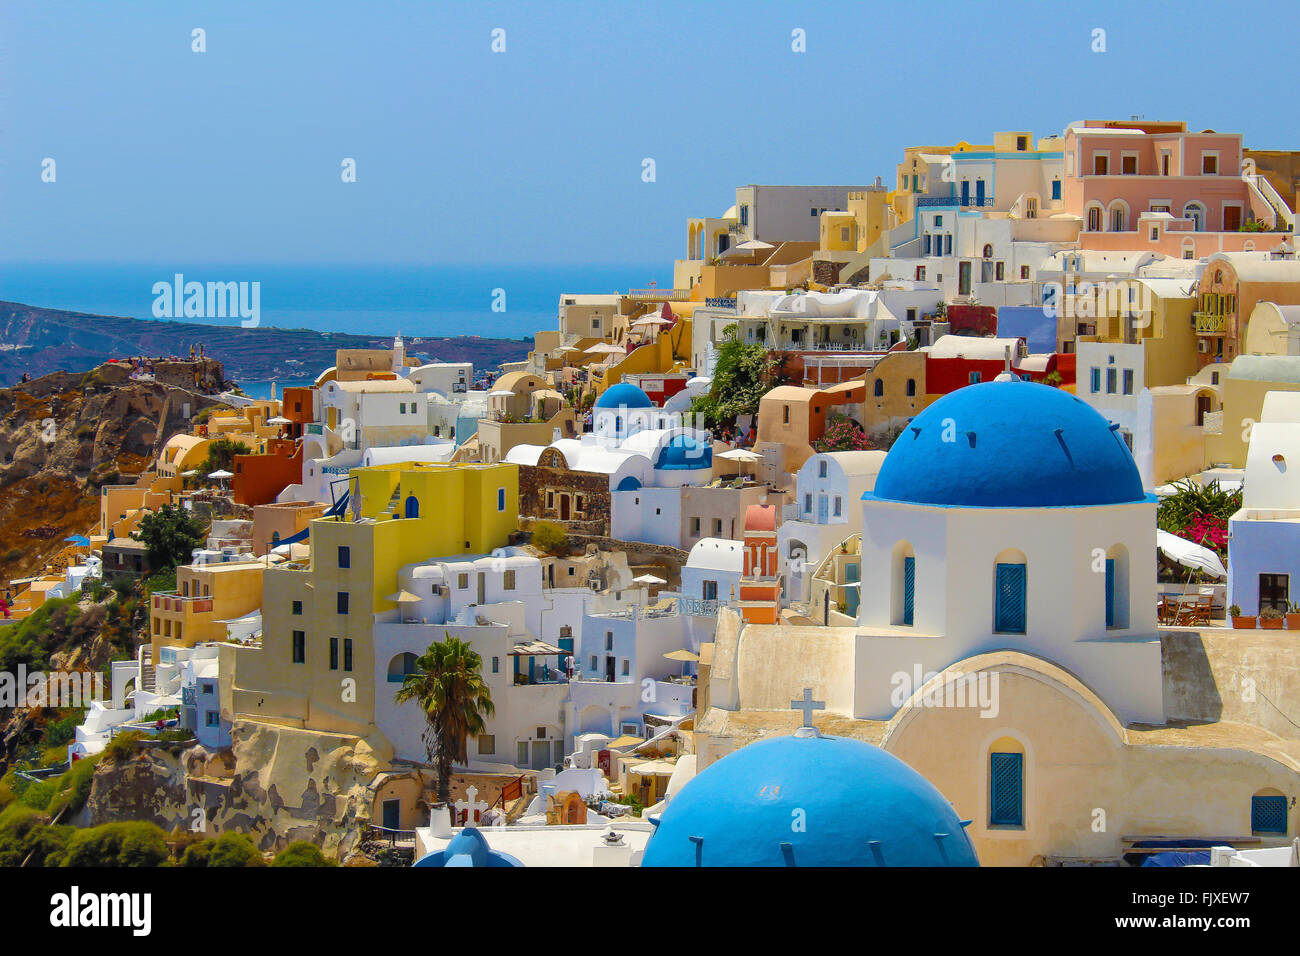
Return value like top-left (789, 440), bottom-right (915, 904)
top-left (790, 688), bottom-right (825, 735)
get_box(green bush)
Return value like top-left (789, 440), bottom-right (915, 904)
top-left (60, 821), bottom-right (170, 867)
top-left (180, 838), bottom-right (214, 867)
top-left (530, 521), bottom-right (570, 556)
top-left (271, 841), bottom-right (333, 867)
top-left (103, 731), bottom-right (145, 764)
top-left (46, 756), bottom-right (99, 818)
top-left (206, 831), bottom-right (265, 867)
top-left (18, 780), bottom-right (56, 811)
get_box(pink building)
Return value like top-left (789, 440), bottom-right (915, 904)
top-left (1063, 120), bottom-right (1280, 244)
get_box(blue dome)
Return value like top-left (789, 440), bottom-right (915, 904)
top-left (412, 827), bottom-right (523, 867)
top-left (870, 381), bottom-right (1145, 508)
top-left (656, 434), bottom-right (713, 471)
top-left (595, 382), bottom-right (653, 409)
top-left (642, 732), bottom-right (978, 867)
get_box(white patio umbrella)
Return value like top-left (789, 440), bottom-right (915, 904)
top-left (632, 316), bottom-right (671, 327)
top-left (633, 573), bottom-right (667, 585)
top-left (734, 239), bottom-right (774, 251)
top-left (584, 342), bottom-right (624, 355)
top-left (267, 415), bottom-right (291, 425)
top-left (719, 446), bottom-right (762, 479)
top-left (1156, 529), bottom-right (1227, 579)
top-left (687, 376), bottom-right (712, 388)
top-left (207, 469), bottom-right (234, 480)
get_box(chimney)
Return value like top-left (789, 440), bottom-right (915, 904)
top-left (593, 828), bottom-right (634, 867)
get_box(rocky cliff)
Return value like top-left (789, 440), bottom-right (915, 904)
top-left (0, 360), bottom-right (227, 582)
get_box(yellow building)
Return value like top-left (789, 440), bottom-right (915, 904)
top-left (150, 561), bottom-right (266, 662)
top-left (221, 461), bottom-right (520, 740)
top-left (1204, 355), bottom-right (1300, 467)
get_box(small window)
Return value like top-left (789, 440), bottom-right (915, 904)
top-left (1093, 154), bottom-right (1109, 175)
top-left (783, 405), bottom-right (790, 425)
top-left (1121, 154), bottom-right (1137, 175)
top-left (1202, 152), bottom-right (1218, 175)
top-left (205, 711), bottom-right (220, 727)
top-left (1020, 266), bottom-right (1030, 280)
top-left (338, 546), bottom-right (350, 568)
top-left (968, 372), bottom-right (981, 385)
top-left (833, 496), bottom-right (842, 516)
top-left (292, 631), bottom-right (305, 664)
top-left (1106, 368), bottom-right (1117, 394)
top-left (622, 659), bottom-right (630, 675)
top-left (590, 655), bottom-right (598, 670)
top-left (605, 631), bottom-right (613, 651)
top-left (329, 637), bottom-right (339, 671)
top-left (292, 600), bottom-right (302, 616)
top-left (457, 573), bottom-right (469, 590)
top-left (343, 639), bottom-right (353, 672)
top-left (1122, 369), bottom-right (1134, 395)
top-left (1090, 368), bottom-right (1101, 393)
top-left (874, 379), bottom-right (884, 397)
top-left (1051, 180), bottom-right (1061, 200)
top-left (818, 460), bottom-right (827, 478)
top-left (498, 488), bottom-right (506, 512)
top-left (337, 592), bottom-right (349, 615)
top-left (491, 656), bottom-right (499, 673)
top-left (906, 379), bottom-right (916, 397)
top-left (1251, 794), bottom-right (1287, 835)
top-left (478, 734), bottom-right (496, 755)
top-left (504, 569), bottom-right (516, 590)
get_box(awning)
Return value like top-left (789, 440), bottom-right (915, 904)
top-left (663, 649), bottom-right (699, 662)
top-left (507, 640), bottom-right (566, 656)
top-left (627, 759), bottom-right (678, 776)
top-left (386, 590), bottom-right (422, 604)
top-left (1156, 529), bottom-right (1227, 578)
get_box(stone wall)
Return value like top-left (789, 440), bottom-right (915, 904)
top-left (517, 463), bottom-right (611, 535)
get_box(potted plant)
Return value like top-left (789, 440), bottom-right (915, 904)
top-left (1287, 602), bottom-right (1300, 630)
top-left (1229, 604), bottom-right (1256, 629)
top-left (1260, 607), bottom-right (1285, 630)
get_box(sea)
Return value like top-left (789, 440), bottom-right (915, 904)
top-left (0, 261), bottom-right (669, 340)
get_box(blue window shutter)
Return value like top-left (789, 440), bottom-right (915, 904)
top-left (1105, 559), bottom-right (1115, 627)
top-left (903, 556), bottom-right (915, 626)
top-left (989, 752), bottom-right (1023, 826)
top-left (1252, 795), bottom-right (1287, 834)
top-left (995, 563), bottom-right (1027, 633)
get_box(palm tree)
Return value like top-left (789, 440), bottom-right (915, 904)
top-left (394, 634), bottom-right (495, 805)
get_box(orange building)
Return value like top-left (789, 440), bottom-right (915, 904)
top-left (738, 504), bottom-right (781, 624)
top-left (232, 438), bottom-right (302, 506)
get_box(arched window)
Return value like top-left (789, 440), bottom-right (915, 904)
top-left (1251, 788), bottom-right (1288, 835)
top-left (1108, 201), bottom-right (1129, 232)
top-left (1086, 204), bottom-right (1102, 232)
top-left (1244, 240), bottom-right (1255, 253)
top-left (1183, 201), bottom-right (1205, 231)
top-left (906, 378), bottom-right (916, 397)
top-left (982, 244), bottom-right (994, 259)
top-left (387, 652), bottom-right (420, 683)
top-left (1104, 544), bottom-right (1129, 629)
top-left (989, 737), bottom-right (1025, 828)
top-left (993, 549), bottom-right (1027, 633)
top-left (404, 495), bottom-right (420, 518)
top-left (873, 378), bottom-right (884, 397)
top-left (1181, 237), bottom-right (1195, 260)
top-left (1025, 196), bottom-right (1038, 219)
top-left (891, 541), bottom-right (915, 626)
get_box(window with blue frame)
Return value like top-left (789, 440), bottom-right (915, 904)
top-left (903, 556), bottom-right (915, 626)
top-left (338, 546), bottom-right (350, 568)
top-left (874, 379), bottom-right (884, 397)
top-left (989, 752), bottom-right (1024, 826)
top-left (337, 591), bottom-right (349, 615)
top-left (1251, 794), bottom-right (1287, 835)
top-left (1090, 367), bottom-right (1101, 393)
top-left (498, 487), bottom-right (506, 511)
top-left (1051, 180), bottom-right (1062, 200)
top-left (969, 372), bottom-right (981, 385)
top-left (994, 563), bottom-right (1027, 633)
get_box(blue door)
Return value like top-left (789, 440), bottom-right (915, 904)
top-left (817, 494), bottom-right (828, 523)
top-left (404, 495), bottom-right (419, 518)
top-left (994, 563), bottom-right (1027, 633)
top-left (844, 563), bottom-right (860, 617)
top-left (903, 556), bottom-right (915, 626)
top-left (975, 179), bottom-right (985, 206)
top-left (989, 753), bottom-right (1023, 826)
top-left (960, 180), bottom-right (970, 206)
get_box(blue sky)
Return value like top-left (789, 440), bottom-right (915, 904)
top-left (2, 0), bottom-right (1297, 266)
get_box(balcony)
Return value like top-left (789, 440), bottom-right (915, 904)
top-left (676, 597), bottom-right (719, 616)
top-left (915, 196), bottom-right (995, 209)
top-left (1194, 312), bottom-right (1226, 334)
top-left (152, 592), bottom-right (214, 613)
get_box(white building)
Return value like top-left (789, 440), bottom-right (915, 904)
top-left (778, 451), bottom-right (886, 604)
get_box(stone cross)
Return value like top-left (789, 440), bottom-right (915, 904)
top-left (790, 688), bottom-right (825, 729)
top-left (454, 785), bottom-right (490, 824)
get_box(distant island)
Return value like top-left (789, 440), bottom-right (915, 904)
top-left (0, 301), bottom-right (532, 386)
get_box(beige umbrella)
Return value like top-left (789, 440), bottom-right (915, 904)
top-left (386, 590), bottom-right (422, 603)
top-left (663, 649), bottom-right (699, 662)
top-left (584, 342), bottom-right (624, 355)
top-left (719, 447), bottom-right (762, 480)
